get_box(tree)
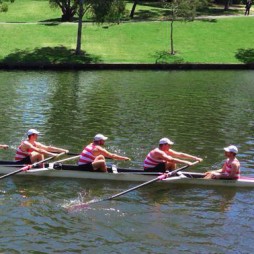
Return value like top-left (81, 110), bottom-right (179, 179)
top-left (223, 0), bottom-right (230, 10)
top-left (75, 0), bottom-right (125, 55)
top-left (49, 0), bottom-right (78, 22)
top-left (49, 0), bottom-right (125, 55)
top-left (162, 0), bottom-right (208, 55)
top-left (130, 0), bottom-right (138, 18)
top-left (0, 0), bottom-right (14, 13)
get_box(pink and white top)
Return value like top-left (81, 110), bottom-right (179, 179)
top-left (144, 149), bottom-right (165, 170)
top-left (15, 142), bottom-right (34, 161)
top-left (222, 158), bottom-right (240, 178)
top-left (78, 144), bottom-right (96, 165)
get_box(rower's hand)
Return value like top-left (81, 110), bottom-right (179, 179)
top-left (49, 152), bottom-right (58, 157)
top-left (186, 161), bottom-right (194, 166)
top-left (3, 145), bottom-right (9, 150)
top-left (195, 157), bottom-right (203, 162)
top-left (64, 149), bottom-right (69, 154)
top-left (124, 157), bottom-right (131, 161)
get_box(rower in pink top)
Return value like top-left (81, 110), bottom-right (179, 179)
top-left (78, 134), bottom-right (131, 172)
top-left (205, 145), bottom-right (240, 179)
top-left (144, 137), bottom-right (202, 172)
top-left (15, 129), bottom-right (68, 164)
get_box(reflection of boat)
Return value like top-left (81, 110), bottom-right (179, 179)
top-left (1, 161), bottom-right (254, 188)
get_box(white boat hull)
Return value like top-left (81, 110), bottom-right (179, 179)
top-left (1, 166), bottom-right (254, 188)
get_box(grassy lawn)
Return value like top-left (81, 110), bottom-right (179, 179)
top-left (0, 0), bottom-right (253, 64)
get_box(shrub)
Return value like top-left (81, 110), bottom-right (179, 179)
top-left (0, 3), bottom-right (8, 12)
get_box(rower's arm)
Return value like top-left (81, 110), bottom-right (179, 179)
top-left (0, 144), bottom-right (8, 149)
top-left (169, 149), bottom-right (202, 162)
top-left (98, 147), bottom-right (130, 161)
top-left (26, 142), bottom-right (57, 156)
top-left (160, 152), bottom-right (193, 166)
top-left (36, 142), bottom-right (68, 154)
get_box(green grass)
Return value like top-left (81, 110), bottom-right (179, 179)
top-left (0, 0), bottom-right (62, 22)
top-left (0, 0), bottom-right (253, 64)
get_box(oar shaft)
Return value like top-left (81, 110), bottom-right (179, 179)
top-left (107, 175), bottom-right (166, 200)
top-left (104, 161), bottom-right (200, 201)
top-left (0, 152), bottom-right (66, 180)
top-left (53, 155), bottom-right (80, 163)
top-left (0, 166), bottom-right (29, 179)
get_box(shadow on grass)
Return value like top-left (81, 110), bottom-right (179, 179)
top-left (198, 8), bottom-right (241, 16)
top-left (153, 51), bottom-right (185, 64)
top-left (2, 46), bottom-right (102, 64)
top-left (196, 18), bottom-right (218, 23)
top-left (235, 48), bottom-right (254, 63)
top-left (39, 17), bottom-right (80, 25)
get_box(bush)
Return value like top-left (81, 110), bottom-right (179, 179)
top-left (0, 3), bottom-right (8, 12)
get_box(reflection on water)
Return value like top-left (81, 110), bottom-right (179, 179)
top-left (0, 70), bottom-right (254, 170)
top-left (1, 70), bottom-right (254, 253)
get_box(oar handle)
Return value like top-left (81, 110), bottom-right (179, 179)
top-left (52, 155), bottom-right (80, 164)
top-left (168, 160), bottom-right (200, 177)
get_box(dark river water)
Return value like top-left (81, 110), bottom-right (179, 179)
top-left (0, 70), bottom-right (254, 253)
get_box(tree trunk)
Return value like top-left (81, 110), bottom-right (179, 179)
top-left (75, 1), bottom-right (83, 55)
top-left (170, 19), bottom-right (174, 55)
top-left (130, 0), bottom-right (138, 18)
top-left (224, 0), bottom-right (230, 10)
top-left (61, 10), bottom-right (75, 22)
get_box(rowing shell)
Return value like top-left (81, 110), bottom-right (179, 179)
top-left (1, 162), bottom-right (254, 187)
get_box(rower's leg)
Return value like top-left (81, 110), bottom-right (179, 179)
top-left (165, 162), bottom-right (176, 171)
top-left (30, 152), bottom-right (44, 164)
top-left (94, 155), bottom-right (105, 162)
top-left (92, 160), bottom-right (107, 172)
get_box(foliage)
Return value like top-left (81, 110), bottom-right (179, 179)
top-left (49, 0), bottom-right (125, 22)
top-left (162, 0), bottom-right (209, 21)
top-left (49, 0), bottom-right (78, 21)
top-left (91, 0), bottom-right (126, 23)
top-left (0, 0), bottom-right (14, 13)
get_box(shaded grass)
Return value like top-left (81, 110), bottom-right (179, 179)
top-left (0, 0), bottom-right (247, 23)
top-left (0, 17), bottom-right (254, 64)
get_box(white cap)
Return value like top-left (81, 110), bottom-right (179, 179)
top-left (27, 129), bottom-right (40, 136)
top-left (94, 134), bottom-right (108, 141)
top-left (224, 145), bottom-right (238, 154)
top-left (159, 137), bottom-right (174, 145)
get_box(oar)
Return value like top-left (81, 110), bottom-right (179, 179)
top-left (58, 152), bottom-right (113, 160)
top-left (47, 154), bottom-right (80, 169)
top-left (101, 161), bottom-right (200, 201)
top-left (27, 154), bottom-right (81, 173)
top-left (0, 152), bottom-right (66, 180)
top-left (67, 161), bottom-right (200, 211)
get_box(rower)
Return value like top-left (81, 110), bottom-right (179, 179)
top-left (204, 145), bottom-right (240, 180)
top-left (15, 129), bottom-right (69, 165)
top-left (144, 137), bottom-right (203, 172)
top-left (0, 144), bottom-right (8, 150)
top-left (78, 134), bottom-right (131, 172)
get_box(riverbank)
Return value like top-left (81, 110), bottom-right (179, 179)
top-left (0, 1), bottom-right (253, 66)
top-left (1, 63), bottom-right (254, 70)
